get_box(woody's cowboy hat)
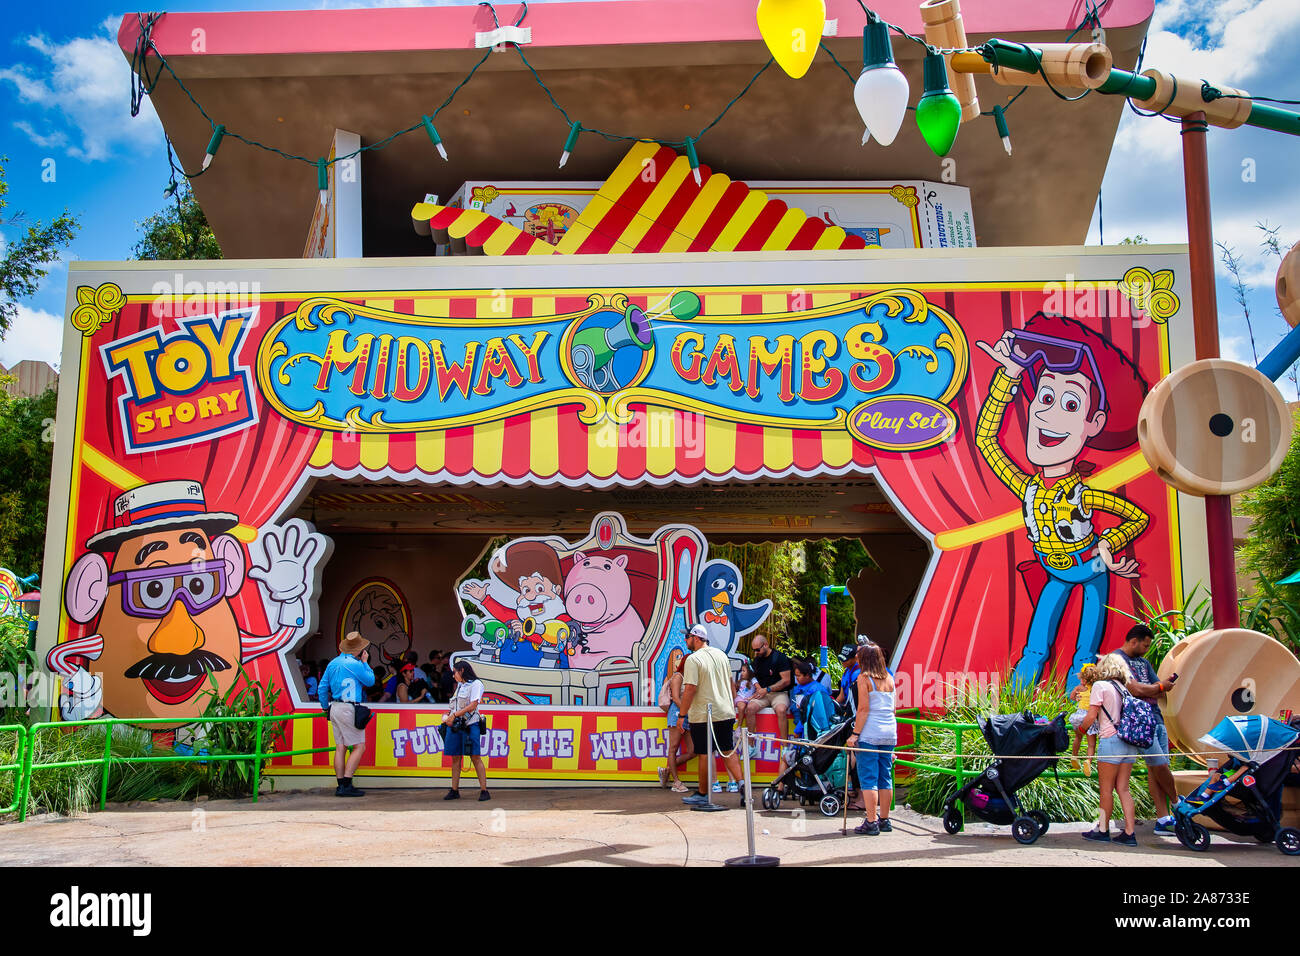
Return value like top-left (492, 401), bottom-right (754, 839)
top-left (85, 480), bottom-right (240, 553)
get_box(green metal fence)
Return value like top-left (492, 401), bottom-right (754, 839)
top-left (3, 710), bottom-right (1144, 823)
top-left (12, 712), bottom-right (330, 822)
top-left (894, 712), bottom-right (1144, 816)
top-left (0, 724), bottom-right (29, 817)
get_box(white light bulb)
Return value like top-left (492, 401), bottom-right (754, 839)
top-left (559, 150), bottom-right (571, 169)
top-left (436, 142), bottom-right (448, 162)
top-left (202, 153), bottom-right (215, 171)
top-left (853, 64), bottom-right (910, 147)
top-left (320, 189), bottom-right (329, 208)
top-left (861, 128), bottom-right (872, 146)
top-left (1001, 135), bottom-right (1013, 156)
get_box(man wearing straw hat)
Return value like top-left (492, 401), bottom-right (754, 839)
top-left (319, 631), bottom-right (375, 797)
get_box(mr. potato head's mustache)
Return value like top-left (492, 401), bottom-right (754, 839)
top-left (124, 650), bottom-right (231, 681)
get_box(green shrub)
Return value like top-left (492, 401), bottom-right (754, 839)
top-left (0, 616), bottom-right (35, 727)
top-left (7, 724), bottom-right (201, 818)
top-left (1109, 585), bottom-right (1212, 673)
top-left (186, 665), bottom-right (288, 799)
top-left (0, 666), bottom-right (289, 818)
top-left (903, 671), bottom-right (1155, 824)
top-left (1240, 577), bottom-right (1300, 657)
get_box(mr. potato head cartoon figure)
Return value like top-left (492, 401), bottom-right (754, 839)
top-left (46, 480), bottom-right (327, 726)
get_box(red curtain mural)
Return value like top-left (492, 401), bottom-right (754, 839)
top-left (877, 289), bottom-right (1178, 692)
top-left (68, 299), bottom-right (322, 697)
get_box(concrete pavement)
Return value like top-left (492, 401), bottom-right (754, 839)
top-left (0, 787), bottom-right (1292, 866)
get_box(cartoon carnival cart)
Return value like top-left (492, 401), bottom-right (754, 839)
top-left (455, 513), bottom-right (713, 708)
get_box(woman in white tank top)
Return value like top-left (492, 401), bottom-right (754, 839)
top-left (848, 643), bottom-right (897, 836)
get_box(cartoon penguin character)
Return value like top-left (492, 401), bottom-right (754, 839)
top-left (694, 561), bottom-right (772, 655)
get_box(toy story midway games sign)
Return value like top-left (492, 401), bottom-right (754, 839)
top-left (39, 248), bottom-right (1203, 783)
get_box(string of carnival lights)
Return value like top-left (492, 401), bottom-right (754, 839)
top-left (125, 2), bottom-right (1300, 201)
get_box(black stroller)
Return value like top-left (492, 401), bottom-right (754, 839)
top-left (942, 711), bottom-right (1069, 845)
top-left (761, 715), bottom-right (855, 817)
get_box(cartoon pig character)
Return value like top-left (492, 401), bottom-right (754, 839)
top-left (563, 551), bottom-right (645, 664)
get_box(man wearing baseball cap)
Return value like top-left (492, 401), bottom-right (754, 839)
top-left (678, 624), bottom-right (745, 806)
top-left (318, 631), bottom-right (375, 797)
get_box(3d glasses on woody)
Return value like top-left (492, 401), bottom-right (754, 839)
top-left (1006, 328), bottom-right (1108, 413)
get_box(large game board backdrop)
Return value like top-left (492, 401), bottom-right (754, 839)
top-left (39, 250), bottom-right (1199, 781)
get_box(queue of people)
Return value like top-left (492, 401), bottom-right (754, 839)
top-left (315, 621), bottom-right (1274, 848)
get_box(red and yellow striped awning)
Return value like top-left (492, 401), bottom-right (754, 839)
top-left (411, 141), bottom-right (869, 256)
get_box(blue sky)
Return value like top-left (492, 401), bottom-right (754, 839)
top-left (1, 0), bottom-right (1296, 398)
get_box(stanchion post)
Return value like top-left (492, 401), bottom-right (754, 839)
top-left (724, 726), bottom-right (780, 866)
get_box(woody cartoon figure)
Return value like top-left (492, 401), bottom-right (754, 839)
top-left (47, 479), bottom-right (327, 725)
top-left (975, 313), bottom-right (1150, 690)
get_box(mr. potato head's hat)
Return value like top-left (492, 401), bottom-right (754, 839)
top-left (85, 480), bottom-right (239, 553)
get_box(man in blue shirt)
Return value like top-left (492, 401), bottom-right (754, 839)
top-left (1115, 624), bottom-right (1179, 834)
top-left (318, 632), bottom-right (376, 797)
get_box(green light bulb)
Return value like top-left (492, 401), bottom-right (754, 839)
top-left (915, 52), bottom-right (962, 157)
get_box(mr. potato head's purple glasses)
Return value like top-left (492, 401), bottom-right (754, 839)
top-left (1006, 329), bottom-right (1108, 413)
top-left (107, 562), bottom-right (228, 619)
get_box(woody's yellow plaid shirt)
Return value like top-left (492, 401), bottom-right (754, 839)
top-left (976, 368), bottom-right (1148, 560)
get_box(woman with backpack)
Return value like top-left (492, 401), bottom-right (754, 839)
top-left (1076, 654), bottom-right (1142, 845)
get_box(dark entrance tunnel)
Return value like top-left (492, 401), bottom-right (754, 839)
top-left (288, 475), bottom-right (929, 675)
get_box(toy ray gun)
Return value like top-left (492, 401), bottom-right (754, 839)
top-left (570, 290), bottom-right (701, 391)
top-left (463, 617), bottom-right (509, 660)
top-left (520, 616), bottom-right (573, 650)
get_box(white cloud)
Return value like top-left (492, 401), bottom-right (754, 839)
top-left (0, 304), bottom-right (63, 369)
top-left (0, 22), bottom-right (161, 162)
top-left (1112, 0), bottom-right (1300, 161)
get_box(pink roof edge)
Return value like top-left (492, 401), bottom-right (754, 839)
top-left (117, 0), bottom-right (1154, 59)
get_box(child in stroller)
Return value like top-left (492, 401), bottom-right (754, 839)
top-left (1172, 714), bottom-right (1300, 855)
top-left (761, 715), bottom-right (855, 817)
top-left (942, 711), bottom-right (1069, 845)
top-left (761, 668), bottom-right (853, 816)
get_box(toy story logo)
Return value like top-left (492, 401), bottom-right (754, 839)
top-left (256, 287), bottom-right (966, 452)
top-left (456, 512), bottom-right (770, 708)
top-left (103, 309), bottom-right (258, 454)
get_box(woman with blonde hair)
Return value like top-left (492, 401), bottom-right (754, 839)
top-left (1075, 653), bottom-right (1140, 845)
top-left (656, 647), bottom-right (695, 793)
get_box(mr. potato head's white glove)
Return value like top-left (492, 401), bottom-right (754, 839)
top-left (248, 521), bottom-right (325, 629)
top-left (60, 668), bottom-right (103, 722)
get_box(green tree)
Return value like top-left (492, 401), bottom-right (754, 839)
top-left (0, 384), bottom-right (58, 574)
top-left (1238, 414), bottom-right (1300, 600)
top-left (132, 185), bottom-right (221, 260)
top-left (0, 157), bottom-right (78, 336)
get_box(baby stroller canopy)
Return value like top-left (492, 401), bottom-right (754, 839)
top-left (977, 711), bottom-right (1070, 794)
top-left (1198, 714), bottom-right (1299, 767)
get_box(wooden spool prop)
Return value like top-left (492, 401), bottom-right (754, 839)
top-left (1160, 628), bottom-right (1300, 825)
top-left (1137, 358), bottom-right (1293, 497)
top-left (1279, 240), bottom-right (1300, 328)
top-left (1158, 628), bottom-right (1300, 764)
